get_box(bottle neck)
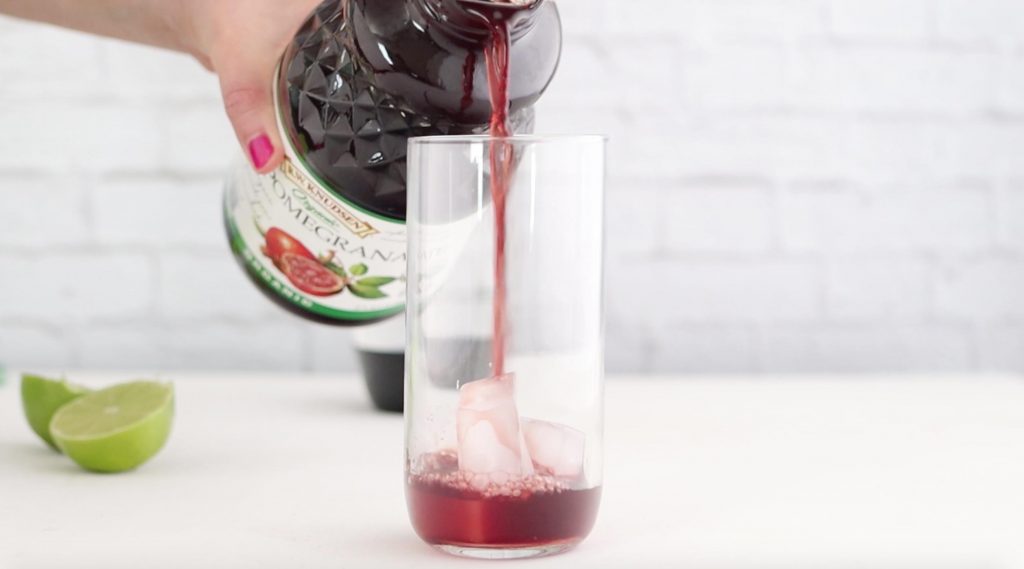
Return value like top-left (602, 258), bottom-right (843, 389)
top-left (416, 0), bottom-right (544, 42)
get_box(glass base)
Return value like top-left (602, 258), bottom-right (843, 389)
top-left (433, 542), bottom-right (577, 560)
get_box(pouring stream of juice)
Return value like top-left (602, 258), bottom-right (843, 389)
top-left (483, 4), bottom-right (514, 375)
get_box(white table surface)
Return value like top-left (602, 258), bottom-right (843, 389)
top-left (1, 373), bottom-right (1023, 569)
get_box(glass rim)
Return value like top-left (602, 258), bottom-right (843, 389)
top-left (408, 134), bottom-right (608, 145)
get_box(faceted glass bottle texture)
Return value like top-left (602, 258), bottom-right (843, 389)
top-left (277, 0), bottom-right (562, 220)
top-left (224, 0), bottom-right (561, 324)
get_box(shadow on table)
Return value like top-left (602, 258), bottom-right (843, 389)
top-left (298, 525), bottom-right (447, 563)
top-left (689, 563), bottom-right (1001, 569)
top-left (286, 393), bottom-right (395, 419)
top-left (0, 440), bottom-right (81, 474)
top-left (355, 530), bottom-right (435, 557)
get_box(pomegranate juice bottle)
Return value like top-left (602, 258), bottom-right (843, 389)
top-left (222, 0), bottom-right (562, 410)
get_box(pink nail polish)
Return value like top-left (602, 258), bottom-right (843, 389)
top-left (248, 134), bottom-right (274, 169)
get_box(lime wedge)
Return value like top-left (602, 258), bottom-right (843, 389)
top-left (21, 374), bottom-right (90, 450)
top-left (50, 381), bottom-right (174, 473)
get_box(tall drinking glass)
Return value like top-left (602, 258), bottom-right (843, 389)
top-left (404, 135), bottom-right (606, 559)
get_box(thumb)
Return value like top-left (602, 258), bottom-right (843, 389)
top-left (215, 48), bottom-right (283, 174)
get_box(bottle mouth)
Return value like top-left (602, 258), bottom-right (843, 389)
top-left (420, 0), bottom-right (545, 40)
top-left (456, 0), bottom-right (545, 19)
top-left (457, 0), bottom-right (542, 11)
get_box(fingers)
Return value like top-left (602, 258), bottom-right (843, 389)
top-left (214, 44), bottom-right (283, 173)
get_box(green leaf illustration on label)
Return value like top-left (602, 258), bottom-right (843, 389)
top-left (348, 283), bottom-right (386, 299)
top-left (357, 276), bottom-right (396, 287)
top-left (350, 263), bottom-right (369, 276)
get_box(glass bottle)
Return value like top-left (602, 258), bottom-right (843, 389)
top-left (222, 0), bottom-right (562, 409)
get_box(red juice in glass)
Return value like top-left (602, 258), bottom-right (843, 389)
top-left (406, 451), bottom-right (601, 552)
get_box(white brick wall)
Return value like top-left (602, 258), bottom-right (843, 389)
top-left (1, 0), bottom-right (1022, 374)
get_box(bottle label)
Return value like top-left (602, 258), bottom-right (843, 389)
top-left (224, 65), bottom-right (488, 324)
top-left (225, 145), bottom-right (408, 322)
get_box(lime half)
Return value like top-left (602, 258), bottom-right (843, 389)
top-left (51, 381), bottom-right (174, 473)
top-left (21, 374), bottom-right (90, 450)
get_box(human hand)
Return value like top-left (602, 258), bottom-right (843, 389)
top-left (173, 0), bottom-right (324, 173)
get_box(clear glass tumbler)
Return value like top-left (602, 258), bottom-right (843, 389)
top-left (404, 135), bottom-right (606, 559)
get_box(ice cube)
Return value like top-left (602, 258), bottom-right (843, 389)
top-left (457, 373), bottom-right (532, 475)
top-left (459, 419), bottom-right (523, 474)
top-left (522, 418), bottom-right (586, 480)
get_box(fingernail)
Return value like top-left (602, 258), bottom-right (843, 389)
top-left (248, 134), bottom-right (274, 169)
